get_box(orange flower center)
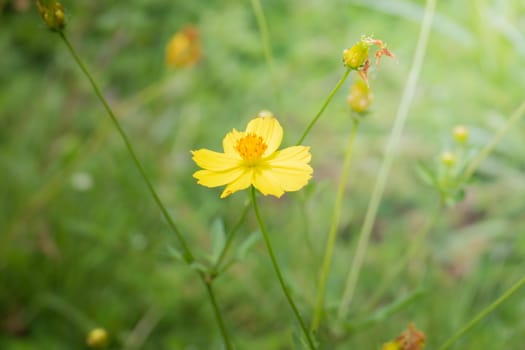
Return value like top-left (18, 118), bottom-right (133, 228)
top-left (235, 133), bottom-right (268, 163)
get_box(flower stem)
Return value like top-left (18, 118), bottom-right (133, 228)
top-left (213, 200), bottom-right (251, 272)
top-left (250, 187), bottom-right (316, 350)
top-left (337, 0), bottom-right (437, 321)
top-left (249, 0), bottom-right (282, 108)
top-left (58, 31), bottom-right (233, 350)
top-left (460, 99), bottom-right (525, 184)
top-left (201, 279), bottom-right (234, 350)
top-left (311, 118), bottom-right (360, 332)
top-left (437, 274), bottom-right (525, 350)
top-left (58, 32), bottom-right (194, 262)
top-left (296, 67), bottom-right (352, 145)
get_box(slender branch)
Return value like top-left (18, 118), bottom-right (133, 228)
top-left (296, 68), bottom-right (352, 145)
top-left (437, 275), bottom-right (525, 350)
top-left (59, 32), bottom-right (194, 262)
top-left (338, 0), bottom-right (437, 320)
top-left (58, 31), bottom-right (233, 349)
top-left (250, 187), bottom-right (316, 349)
top-left (213, 201), bottom-right (251, 272)
top-left (311, 118), bottom-right (360, 331)
top-left (202, 279), bottom-right (234, 350)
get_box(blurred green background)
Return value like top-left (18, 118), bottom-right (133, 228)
top-left (1, 0), bottom-right (525, 349)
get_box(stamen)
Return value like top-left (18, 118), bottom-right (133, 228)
top-left (235, 133), bottom-right (268, 162)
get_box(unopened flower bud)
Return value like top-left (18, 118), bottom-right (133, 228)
top-left (343, 35), bottom-right (395, 84)
top-left (347, 78), bottom-right (373, 114)
top-left (343, 40), bottom-right (370, 70)
top-left (36, 0), bottom-right (66, 31)
top-left (86, 328), bottom-right (108, 348)
top-left (441, 151), bottom-right (457, 167)
top-left (453, 125), bottom-right (469, 144)
top-left (256, 110), bottom-right (275, 118)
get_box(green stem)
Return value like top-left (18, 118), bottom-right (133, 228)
top-left (437, 274), bottom-right (525, 350)
top-left (59, 32), bottom-right (233, 350)
top-left (337, 0), bottom-right (437, 321)
top-left (59, 31), bottom-right (194, 262)
top-left (202, 279), bottom-right (234, 350)
top-left (296, 68), bottom-right (352, 145)
top-left (249, 0), bottom-right (282, 107)
top-left (250, 187), bottom-right (315, 350)
top-left (461, 99), bottom-right (525, 183)
top-left (311, 118), bottom-right (360, 331)
top-left (213, 200), bottom-right (251, 272)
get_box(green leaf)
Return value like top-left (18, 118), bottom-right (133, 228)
top-left (415, 161), bottom-right (438, 186)
top-left (346, 288), bottom-right (425, 333)
top-left (166, 246), bottom-right (186, 264)
top-left (236, 232), bottom-right (260, 261)
top-left (188, 261), bottom-right (208, 274)
top-left (210, 217), bottom-right (226, 264)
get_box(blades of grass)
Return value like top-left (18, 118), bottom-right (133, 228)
top-left (338, 0), bottom-right (437, 321)
top-left (437, 275), bottom-right (525, 350)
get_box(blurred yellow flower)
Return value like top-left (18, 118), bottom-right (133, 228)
top-left (165, 26), bottom-right (201, 68)
top-left (441, 151), bottom-right (457, 167)
top-left (382, 341), bottom-right (401, 350)
top-left (452, 125), bottom-right (469, 144)
top-left (347, 78), bottom-right (373, 114)
top-left (192, 113), bottom-right (313, 198)
top-left (86, 328), bottom-right (108, 348)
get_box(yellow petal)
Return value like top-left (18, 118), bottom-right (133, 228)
top-left (263, 167), bottom-right (312, 192)
top-left (254, 146), bottom-right (313, 195)
top-left (193, 167), bottom-right (244, 188)
top-left (220, 169), bottom-right (253, 198)
top-left (266, 146), bottom-right (312, 169)
top-left (252, 168), bottom-right (285, 198)
top-left (246, 116), bottom-right (283, 156)
top-left (222, 128), bottom-right (244, 155)
top-left (191, 149), bottom-right (241, 171)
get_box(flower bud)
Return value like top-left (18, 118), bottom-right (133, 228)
top-left (86, 328), bottom-right (108, 348)
top-left (256, 110), bottom-right (275, 118)
top-left (452, 125), bottom-right (469, 144)
top-left (36, 0), bottom-right (66, 32)
top-left (440, 151), bottom-right (457, 167)
top-left (347, 78), bottom-right (373, 114)
top-left (343, 40), bottom-right (370, 70)
top-left (165, 26), bottom-right (202, 68)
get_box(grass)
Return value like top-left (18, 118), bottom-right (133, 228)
top-left (1, 0), bottom-right (525, 349)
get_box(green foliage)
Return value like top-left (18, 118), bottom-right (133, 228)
top-left (2, 0), bottom-right (525, 349)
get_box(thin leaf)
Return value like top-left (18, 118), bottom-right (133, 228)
top-left (210, 217), bottom-right (226, 264)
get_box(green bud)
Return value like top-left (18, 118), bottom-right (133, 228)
top-left (36, 0), bottom-right (66, 32)
top-left (343, 40), bottom-right (370, 70)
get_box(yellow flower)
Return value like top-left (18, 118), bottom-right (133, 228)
top-left (165, 26), bottom-right (201, 68)
top-left (192, 114), bottom-right (313, 198)
top-left (86, 328), bottom-right (108, 348)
